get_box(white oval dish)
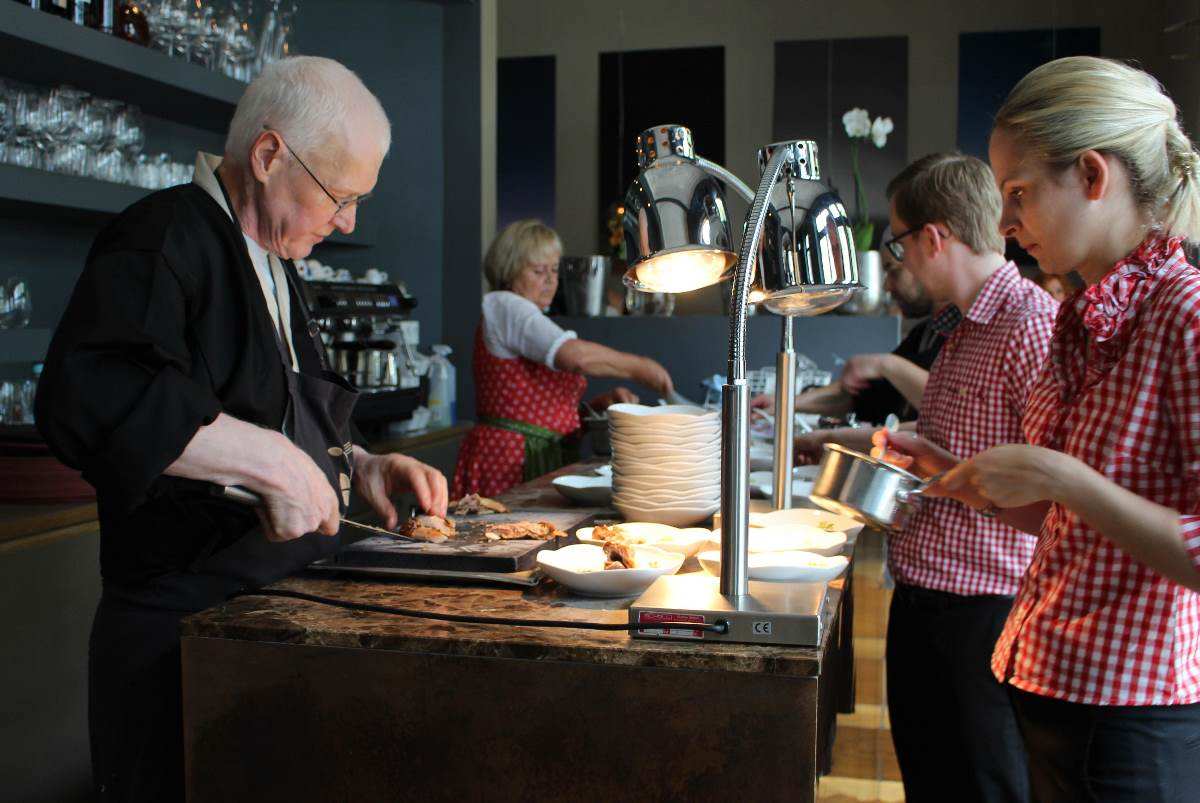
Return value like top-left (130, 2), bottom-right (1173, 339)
top-left (612, 500), bottom-right (719, 527)
top-left (696, 549), bottom-right (849, 583)
top-left (536, 544), bottom-right (684, 598)
top-left (575, 522), bottom-right (713, 556)
top-left (613, 476), bottom-right (721, 493)
top-left (607, 403), bottom-right (719, 424)
top-left (748, 467), bottom-right (819, 500)
top-left (706, 524), bottom-right (847, 555)
top-left (712, 507), bottom-right (864, 539)
top-left (612, 461), bottom-right (721, 479)
top-left (551, 474), bottom-right (613, 505)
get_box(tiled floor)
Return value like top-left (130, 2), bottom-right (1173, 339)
top-left (818, 529), bottom-right (905, 802)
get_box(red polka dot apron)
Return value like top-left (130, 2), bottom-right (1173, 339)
top-left (452, 324), bottom-right (587, 497)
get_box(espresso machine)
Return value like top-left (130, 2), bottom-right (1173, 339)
top-left (302, 280), bottom-right (427, 435)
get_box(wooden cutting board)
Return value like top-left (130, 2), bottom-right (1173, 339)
top-left (328, 509), bottom-right (598, 573)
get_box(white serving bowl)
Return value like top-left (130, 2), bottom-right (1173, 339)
top-left (609, 442), bottom-right (721, 460)
top-left (614, 480), bottom-right (715, 496)
top-left (551, 474), bottom-right (613, 505)
top-left (612, 460), bottom-right (720, 479)
top-left (696, 549), bottom-right (849, 583)
top-left (575, 523), bottom-right (713, 557)
top-left (609, 415), bottom-right (720, 432)
top-left (706, 524), bottom-right (847, 555)
top-left (613, 500), bottom-right (719, 527)
top-left (712, 507), bottom-right (864, 539)
top-left (594, 464), bottom-right (613, 477)
top-left (748, 467), bottom-right (819, 500)
top-left (609, 431), bottom-right (720, 449)
top-left (613, 476), bottom-right (721, 492)
top-left (536, 544), bottom-right (684, 598)
top-left (607, 403), bottom-right (719, 425)
top-left (614, 493), bottom-right (720, 511)
top-left (609, 426), bottom-right (721, 442)
top-left (612, 462), bottom-right (721, 479)
top-left (749, 443), bottom-right (775, 471)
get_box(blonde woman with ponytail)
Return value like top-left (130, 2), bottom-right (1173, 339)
top-left (877, 56), bottom-right (1200, 799)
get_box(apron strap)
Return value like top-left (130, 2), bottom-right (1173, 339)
top-left (480, 417), bottom-right (575, 481)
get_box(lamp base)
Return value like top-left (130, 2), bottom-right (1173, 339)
top-left (629, 573), bottom-right (829, 646)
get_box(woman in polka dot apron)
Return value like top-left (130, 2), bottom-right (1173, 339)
top-left (453, 220), bottom-right (675, 497)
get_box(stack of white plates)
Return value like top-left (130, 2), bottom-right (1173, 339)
top-left (608, 404), bottom-right (720, 527)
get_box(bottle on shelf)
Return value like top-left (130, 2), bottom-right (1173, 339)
top-left (114, 0), bottom-right (149, 46)
top-left (42, 0), bottom-right (71, 19)
top-left (72, 0), bottom-right (112, 32)
top-left (426, 345), bottom-right (456, 428)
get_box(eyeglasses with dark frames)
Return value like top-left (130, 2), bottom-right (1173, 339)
top-left (262, 125), bottom-right (372, 215)
top-left (881, 226), bottom-right (922, 262)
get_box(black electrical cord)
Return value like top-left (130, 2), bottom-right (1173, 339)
top-left (231, 588), bottom-right (730, 634)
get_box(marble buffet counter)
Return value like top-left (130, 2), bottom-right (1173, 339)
top-left (181, 464), bottom-right (857, 802)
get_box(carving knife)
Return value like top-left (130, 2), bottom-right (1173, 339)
top-left (215, 484), bottom-right (417, 542)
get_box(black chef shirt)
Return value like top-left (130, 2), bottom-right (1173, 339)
top-left (35, 182), bottom-right (325, 591)
top-left (849, 313), bottom-right (954, 425)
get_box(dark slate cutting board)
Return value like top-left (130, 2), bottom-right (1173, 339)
top-left (328, 509), bottom-right (598, 573)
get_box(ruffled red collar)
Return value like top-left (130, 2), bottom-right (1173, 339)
top-left (1075, 233), bottom-right (1184, 342)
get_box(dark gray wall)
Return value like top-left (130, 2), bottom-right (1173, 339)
top-left (773, 37), bottom-right (909, 247)
top-left (556, 313), bottom-right (900, 402)
top-left (441, 2), bottom-right (486, 421)
top-left (0, 529), bottom-right (101, 803)
top-left (293, 0), bottom-right (446, 347)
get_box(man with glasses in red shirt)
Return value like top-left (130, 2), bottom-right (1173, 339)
top-left (871, 153), bottom-right (1058, 802)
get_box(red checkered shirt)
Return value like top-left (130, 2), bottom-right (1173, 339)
top-left (889, 261), bottom-right (1057, 596)
top-left (992, 235), bottom-right (1200, 706)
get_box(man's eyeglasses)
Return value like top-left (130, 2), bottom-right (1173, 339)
top-left (881, 226), bottom-right (922, 262)
top-left (263, 126), bottom-right (372, 215)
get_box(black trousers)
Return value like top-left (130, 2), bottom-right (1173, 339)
top-left (886, 583), bottom-right (1030, 803)
top-left (89, 596), bottom-right (187, 803)
top-left (1010, 687), bottom-right (1200, 802)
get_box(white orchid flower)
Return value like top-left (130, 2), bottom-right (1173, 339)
top-left (842, 108), bottom-right (871, 139)
top-left (871, 116), bottom-right (894, 148)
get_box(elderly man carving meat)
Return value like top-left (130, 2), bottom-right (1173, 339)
top-left (35, 56), bottom-right (447, 802)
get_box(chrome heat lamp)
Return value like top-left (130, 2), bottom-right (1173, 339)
top-left (623, 124), bottom-right (860, 646)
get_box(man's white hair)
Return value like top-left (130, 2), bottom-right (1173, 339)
top-left (224, 56), bottom-right (391, 167)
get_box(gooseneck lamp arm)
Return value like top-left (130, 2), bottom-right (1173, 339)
top-left (697, 154), bottom-right (797, 513)
top-left (718, 144), bottom-right (797, 597)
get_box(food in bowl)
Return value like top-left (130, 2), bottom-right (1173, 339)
top-left (592, 522), bottom-right (696, 546)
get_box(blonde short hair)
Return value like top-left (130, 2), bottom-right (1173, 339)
top-left (886, 153), bottom-right (1005, 256)
top-left (994, 56), bottom-right (1200, 240)
top-left (484, 220), bottom-right (562, 290)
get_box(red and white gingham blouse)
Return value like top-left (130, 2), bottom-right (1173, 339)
top-left (992, 235), bottom-right (1200, 706)
top-left (889, 261), bottom-right (1058, 596)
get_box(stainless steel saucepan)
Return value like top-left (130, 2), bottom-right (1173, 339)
top-left (809, 444), bottom-right (942, 531)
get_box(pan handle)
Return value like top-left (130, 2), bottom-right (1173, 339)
top-left (896, 471), bottom-right (947, 505)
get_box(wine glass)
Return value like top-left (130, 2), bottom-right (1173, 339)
top-left (4, 278), bottom-right (31, 329)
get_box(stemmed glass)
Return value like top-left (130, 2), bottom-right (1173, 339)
top-left (0, 277), bottom-right (31, 330)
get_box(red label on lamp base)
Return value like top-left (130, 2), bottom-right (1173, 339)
top-left (637, 611), bottom-right (706, 639)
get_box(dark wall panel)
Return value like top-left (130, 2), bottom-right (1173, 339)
top-left (599, 46), bottom-right (725, 251)
top-left (773, 37), bottom-right (908, 249)
top-left (957, 27), bottom-right (1101, 159)
top-left (293, 0), bottom-right (445, 345)
top-left (497, 55), bottom-right (556, 230)
top-left (557, 314), bottom-right (899, 404)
